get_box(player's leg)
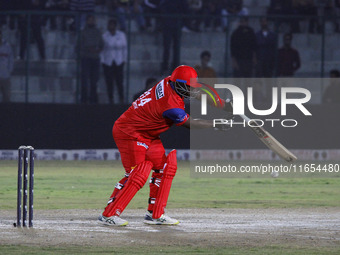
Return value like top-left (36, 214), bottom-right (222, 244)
top-left (102, 63), bottom-right (114, 104)
top-left (80, 58), bottom-right (90, 103)
top-left (151, 149), bottom-right (178, 224)
top-left (102, 138), bottom-right (147, 215)
top-left (88, 59), bottom-right (100, 103)
top-left (0, 79), bottom-right (10, 102)
top-left (145, 139), bottom-right (166, 213)
top-left (147, 170), bottom-right (162, 211)
top-left (107, 126), bottom-right (148, 200)
top-left (99, 162), bottom-right (152, 226)
top-left (144, 140), bottom-right (179, 225)
top-left (100, 160), bottom-right (153, 217)
top-left (114, 63), bottom-right (125, 104)
top-left (102, 138), bottom-right (134, 205)
top-left (104, 172), bottom-right (129, 205)
top-left (99, 127), bottom-right (152, 226)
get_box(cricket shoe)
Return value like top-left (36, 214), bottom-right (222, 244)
top-left (98, 213), bottom-right (128, 226)
top-left (143, 211), bottom-right (179, 225)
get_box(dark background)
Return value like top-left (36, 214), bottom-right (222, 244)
top-left (1, 103), bottom-right (339, 150)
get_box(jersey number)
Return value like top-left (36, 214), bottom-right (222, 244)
top-left (133, 89), bottom-right (152, 109)
top-left (138, 98), bottom-right (152, 107)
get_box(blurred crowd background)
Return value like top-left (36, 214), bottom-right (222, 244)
top-left (0, 0), bottom-right (340, 104)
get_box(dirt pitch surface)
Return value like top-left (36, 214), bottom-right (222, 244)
top-left (1, 208), bottom-right (340, 248)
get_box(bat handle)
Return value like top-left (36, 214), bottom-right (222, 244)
top-left (239, 114), bottom-right (251, 122)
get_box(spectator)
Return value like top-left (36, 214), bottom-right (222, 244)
top-left (69, 0), bottom-right (96, 30)
top-left (188, 0), bottom-right (203, 32)
top-left (277, 33), bottom-right (301, 77)
top-left (268, 0), bottom-right (292, 15)
top-left (230, 17), bottom-right (257, 78)
top-left (133, 77), bottom-right (157, 101)
top-left (335, 0), bottom-right (340, 32)
top-left (323, 70), bottom-right (340, 103)
top-left (142, 0), bottom-right (161, 31)
top-left (44, 0), bottom-right (59, 30)
top-left (256, 17), bottom-right (277, 78)
top-left (0, 29), bottom-right (14, 103)
top-left (113, 0), bottom-right (146, 32)
top-left (59, 0), bottom-right (72, 31)
top-left (159, 0), bottom-right (190, 73)
top-left (194, 50), bottom-right (217, 78)
top-left (267, 0), bottom-right (295, 32)
top-left (322, 0), bottom-right (340, 33)
top-left (0, 0), bottom-right (19, 29)
top-left (292, 0), bottom-right (318, 33)
top-left (18, 0), bottom-right (46, 60)
top-left (44, 0), bottom-right (70, 31)
top-left (202, 0), bottom-right (222, 31)
top-left (221, 0), bottom-right (249, 31)
top-left (0, 1), bottom-right (7, 26)
top-left (100, 19), bottom-right (127, 104)
top-left (79, 15), bottom-right (104, 104)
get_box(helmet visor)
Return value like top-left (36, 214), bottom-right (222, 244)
top-left (173, 81), bottom-right (200, 99)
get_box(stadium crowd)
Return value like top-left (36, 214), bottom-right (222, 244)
top-left (2, 1), bottom-right (339, 33)
top-left (0, 0), bottom-right (339, 103)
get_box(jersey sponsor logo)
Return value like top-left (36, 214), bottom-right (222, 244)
top-left (155, 80), bottom-right (165, 100)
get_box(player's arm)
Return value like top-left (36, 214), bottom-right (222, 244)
top-left (182, 117), bottom-right (231, 131)
top-left (163, 108), bottom-right (213, 128)
top-left (182, 117), bottom-right (213, 129)
top-left (163, 108), bottom-right (231, 131)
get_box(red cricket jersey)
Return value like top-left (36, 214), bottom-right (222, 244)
top-left (114, 77), bottom-right (189, 140)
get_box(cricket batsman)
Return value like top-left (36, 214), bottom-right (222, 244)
top-left (98, 65), bottom-right (231, 226)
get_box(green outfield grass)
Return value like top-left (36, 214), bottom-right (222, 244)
top-left (1, 160), bottom-right (340, 255)
top-left (0, 160), bottom-right (339, 210)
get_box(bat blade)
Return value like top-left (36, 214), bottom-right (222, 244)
top-left (240, 115), bottom-right (297, 162)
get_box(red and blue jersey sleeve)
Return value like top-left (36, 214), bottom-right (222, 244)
top-left (162, 108), bottom-right (189, 126)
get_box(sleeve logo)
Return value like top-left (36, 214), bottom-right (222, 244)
top-left (155, 80), bottom-right (165, 100)
top-left (137, 141), bottom-right (149, 149)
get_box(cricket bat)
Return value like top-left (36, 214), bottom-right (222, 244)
top-left (240, 114), bottom-right (297, 162)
